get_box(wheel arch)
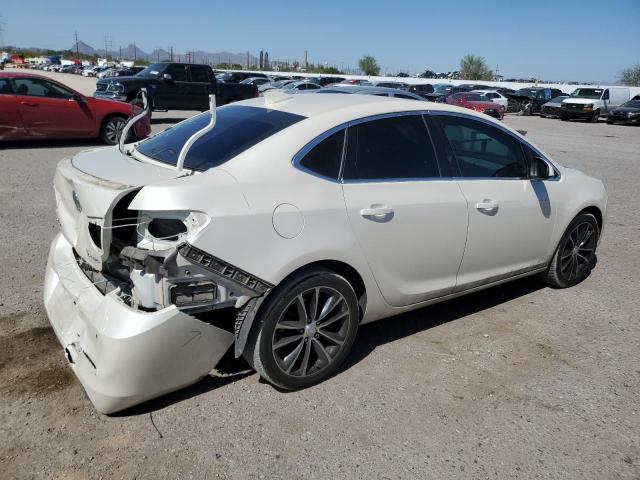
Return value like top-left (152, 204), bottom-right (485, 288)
top-left (233, 259), bottom-right (368, 359)
top-left (579, 205), bottom-right (603, 232)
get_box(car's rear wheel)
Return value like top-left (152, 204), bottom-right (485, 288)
top-left (100, 115), bottom-right (127, 145)
top-left (544, 212), bottom-right (599, 288)
top-left (244, 269), bottom-right (359, 390)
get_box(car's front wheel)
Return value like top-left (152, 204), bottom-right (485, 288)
top-left (543, 212), bottom-right (599, 288)
top-left (244, 269), bottom-right (359, 390)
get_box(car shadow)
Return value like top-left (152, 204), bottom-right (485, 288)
top-left (340, 277), bottom-right (545, 374)
top-left (114, 277), bottom-right (546, 415)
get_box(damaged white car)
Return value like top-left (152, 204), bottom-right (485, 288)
top-left (44, 92), bottom-right (607, 413)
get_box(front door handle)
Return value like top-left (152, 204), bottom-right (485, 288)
top-left (475, 199), bottom-right (499, 214)
top-left (20, 101), bottom-right (38, 107)
top-left (360, 205), bottom-right (394, 219)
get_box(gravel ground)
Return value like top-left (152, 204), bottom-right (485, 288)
top-left (0, 71), bottom-right (639, 479)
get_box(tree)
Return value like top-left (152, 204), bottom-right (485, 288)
top-left (619, 64), bottom-right (640, 87)
top-left (358, 55), bottom-right (380, 76)
top-left (459, 54), bottom-right (494, 81)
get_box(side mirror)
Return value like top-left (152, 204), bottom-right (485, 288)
top-left (532, 156), bottom-right (551, 180)
top-left (162, 73), bottom-right (173, 82)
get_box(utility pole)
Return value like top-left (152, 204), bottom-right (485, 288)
top-left (74, 31), bottom-right (80, 59)
top-left (0, 15), bottom-right (5, 51)
top-left (169, 46), bottom-right (173, 62)
top-left (133, 41), bottom-right (137, 62)
top-left (103, 35), bottom-right (112, 61)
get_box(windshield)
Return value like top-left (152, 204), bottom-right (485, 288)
top-left (433, 85), bottom-right (453, 94)
top-left (514, 88), bottom-right (542, 99)
top-left (135, 63), bottom-right (166, 78)
top-left (621, 100), bottom-right (640, 108)
top-left (136, 106), bottom-right (306, 171)
top-left (570, 88), bottom-right (603, 99)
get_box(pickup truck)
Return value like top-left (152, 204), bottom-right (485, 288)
top-left (93, 62), bottom-right (258, 112)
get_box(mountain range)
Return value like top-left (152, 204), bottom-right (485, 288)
top-left (71, 41), bottom-right (257, 65)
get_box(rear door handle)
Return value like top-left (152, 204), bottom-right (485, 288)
top-left (475, 200), bottom-right (499, 214)
top-left (20, 101), bottom-right (38, 107)
top-left (360, 205), bottom-right (394, 218)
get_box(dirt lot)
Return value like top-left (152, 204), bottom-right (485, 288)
top-left (1, 70), bottom-right (639, 480)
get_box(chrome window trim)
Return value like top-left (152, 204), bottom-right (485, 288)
top-left (291, 109), bottom-right (561, 184)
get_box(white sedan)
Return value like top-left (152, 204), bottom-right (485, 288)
top-left (44, 93), bottom-right (607, 413)
top-left (472, 89), bottom-right (509, 110)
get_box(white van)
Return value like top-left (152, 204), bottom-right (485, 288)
top-left (560, 87), bottom-right (631, 122)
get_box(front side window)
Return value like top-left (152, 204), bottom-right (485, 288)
top-left (298, 130), bottom-right (345, 180)
top-left (343, 115), bottom-right (440, 181)
top-left (11, 78), bottom-right (73, 99)
top-left (136, 105), bottom-right (306, 171)
top-left (0, 79), bottom-right (12, 94)
top-left (437, 115), bottom-right (527, 178)
top-left (166, 64), bottom-right (187, 82)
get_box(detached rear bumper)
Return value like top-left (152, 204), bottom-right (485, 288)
top-left (43, 233), bottom-right (234, 414)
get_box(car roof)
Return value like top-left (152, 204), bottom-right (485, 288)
top-left (0, 72), bottom-right (53, 79)
top-left (314, 85), bottom-right (413, 95)
top-left (236, 91), bottom-right (500, 125)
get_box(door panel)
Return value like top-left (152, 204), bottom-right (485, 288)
top-left (341, 115), bottom-right (468, 307)
top-left (343, 181), bottom-right (468, 306)
top-left (454, 179), bottom-right (554, 289)
top-left (0, 79), bottom-right (25, 139)
top-left (156, 65), bottom-right (190, 109)
top-left (188, 65), bottom-right (215, 110)
top-left (433, 113), bottom-right (556, 290)
top-left (11, 78), bottom-right (94, 138)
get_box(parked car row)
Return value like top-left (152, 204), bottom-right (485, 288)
top-left (538, 88), bottom-right (637, 125)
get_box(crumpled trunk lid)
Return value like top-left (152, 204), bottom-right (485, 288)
top-left (54, 147), bottom-right (182, 270)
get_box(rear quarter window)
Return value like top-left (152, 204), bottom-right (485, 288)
top-left (298, 130), bottom-right (345, 180)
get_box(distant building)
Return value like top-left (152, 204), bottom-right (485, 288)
top-left (264, 51), bottom-right (269, 69)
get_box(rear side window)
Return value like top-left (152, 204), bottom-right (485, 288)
top-left (299, 130), bottom-right (345, 180)
top-left (343, 115), bottom-right (440, 181)
top-left (136, 106), bottom-right (306, 171)
top-left (190, 66), bottom-right (209, 83)
top-left (437, 115), bottom-right (527, 178)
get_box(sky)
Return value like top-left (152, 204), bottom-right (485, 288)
top-left (1, 0), bottom-right (638, 82)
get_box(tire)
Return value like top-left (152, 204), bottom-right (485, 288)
top-left (99, 115), bottom-right (127, 145)
top-left (243, 268), bottom-right (359, 390)
top-left (543, 212), bottom-right (599, 288)
top-left (590, 110), bottom-right (600, 123)
top-left (560, 116), bottom-right (568, 121)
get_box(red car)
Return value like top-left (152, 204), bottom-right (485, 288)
top-left (446, 92), bottom-right (504, 120)
top-left (0, 72), bottom-right (150, 144)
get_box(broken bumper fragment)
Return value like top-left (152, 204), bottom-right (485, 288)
top-left (43, 233), bottom-right (234, 414)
